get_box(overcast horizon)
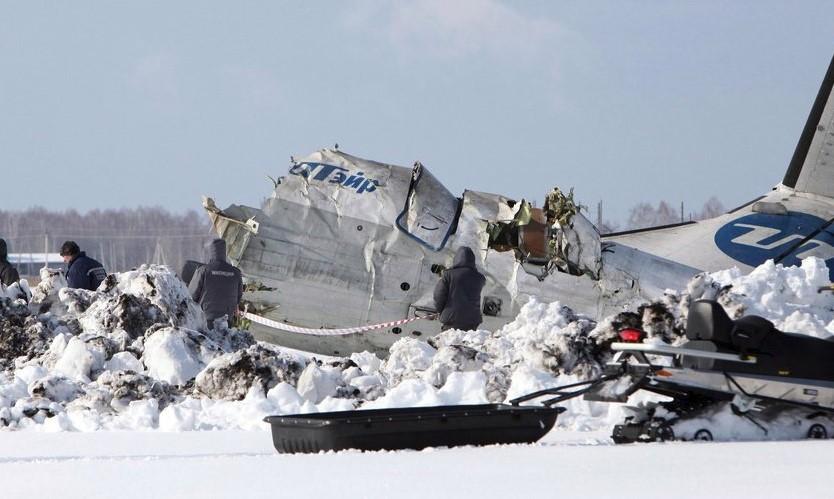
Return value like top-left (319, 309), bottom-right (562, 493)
top-left (3, 1), bottom-right (834, 224)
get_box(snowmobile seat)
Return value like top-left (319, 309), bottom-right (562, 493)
top-left (730, 315), bottom-right (774, 353)
top-left (753, 331), bottom-right (834, 381)
top-left (685, 300), bottom-right (734, 344)
top-left (683, 301), bottom-right (834, 381)
top-left (687, 301), bottom-right (775, 352)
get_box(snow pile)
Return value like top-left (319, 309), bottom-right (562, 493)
top-left (687, 257), bottom-right (834, 338)
top-left (0, 265), bottom-right (297, 431)
top-left (0, 258), bottom-right (832, 437)
top-left (357, 296), bottom-right (682, 430)
top-left (365, 302), bottom-right (603, 409)
top-left (195, 344), bottom-right (306, 400)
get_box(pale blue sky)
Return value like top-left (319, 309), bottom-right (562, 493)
top-left (3, 1), bottom-right (834, 224)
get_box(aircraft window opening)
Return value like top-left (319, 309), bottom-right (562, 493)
top-left (392, 327), bottom-right (402, 335)
top-left (400, 282), bottom-right (410, 291)
top-left (357, 225), bottom-right (363, 231)
top-left (412, 331), bottom-right (422, 337)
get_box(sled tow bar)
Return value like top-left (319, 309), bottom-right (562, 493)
top-left (509, 372), bottom-right (625, 407)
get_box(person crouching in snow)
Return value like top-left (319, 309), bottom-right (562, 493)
top-left (0, 238), bottom-right (20, 286)
top-left (433, 246), bottom-right (486, 331)
top-left (60, 240), bottom-right (107, 291)
top-left (189, 239), bottom-right (243, 329)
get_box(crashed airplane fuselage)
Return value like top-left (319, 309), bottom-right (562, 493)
top-left (205, 52), bottom-right (834, 356)
top-left (203, 148), bottom-right (695, 355)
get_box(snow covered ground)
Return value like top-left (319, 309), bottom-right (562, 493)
top-left (2, 429), bottom-right (832, 498)
top-left (3, 259), bottom-right (834, 497)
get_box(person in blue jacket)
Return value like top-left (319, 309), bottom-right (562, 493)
top-left (60, 241), bottom-right (107, 291)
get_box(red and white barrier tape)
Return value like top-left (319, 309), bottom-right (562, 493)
top-left (242, 311), bottom-right (436, 336)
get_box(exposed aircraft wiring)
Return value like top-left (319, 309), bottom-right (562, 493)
top-left (242, 311), bottom-right (436, 336)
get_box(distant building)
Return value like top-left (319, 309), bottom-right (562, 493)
top-left (8, 253), bottom-right (63, 278)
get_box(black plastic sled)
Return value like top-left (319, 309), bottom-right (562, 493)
top-left (264, 403), bottom-right (563, 454)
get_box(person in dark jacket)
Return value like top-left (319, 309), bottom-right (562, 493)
top-left (188, 239), bottom-right (243, 328)
top-left (0, 238), bottom-right (20, 286)
top-left (433, 246), bottom-right (486, 331)
top-left (60, 241), bottom-right (107, 291)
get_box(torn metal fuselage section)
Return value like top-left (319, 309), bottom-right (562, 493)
top-left (486, 187), bottom-right (601, 281)
top-left (202, 149), bottom-right (646, 356)
top-left (202, 197), bottom-right (260, 263)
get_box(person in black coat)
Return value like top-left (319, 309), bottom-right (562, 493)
top-left (188, 239), bottom-right (243, 328)
top-left (60, 241), bottom-right (107, 291)
top-left (433, 246), bottom-right (486, 331)
top-left (0, 238), bottom-right (20, 286)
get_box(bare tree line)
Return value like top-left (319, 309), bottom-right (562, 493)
top-left (598, 196), bottom-right (726, 234)
top-left (0, 197), bottom-right (727, 277)
top-left (0, 207), bottom-right (213, 275)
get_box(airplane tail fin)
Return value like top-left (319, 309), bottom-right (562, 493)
top-left (782, 53), bottom-right (834, 198)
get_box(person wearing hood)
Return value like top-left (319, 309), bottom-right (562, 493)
top-left (433, 246), bottom-right (486, 331)
top-left (189, 238), bottom-right (243, 328)
top-left (0, 238), bottom-right (20, 286)
top-left (60, 240), bottom-right (107, 291)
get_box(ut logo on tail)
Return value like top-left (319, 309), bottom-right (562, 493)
top-left (714, 212), bottom-right (834, 279)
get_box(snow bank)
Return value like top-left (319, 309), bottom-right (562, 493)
top-left (0, 259), bottom-right (831, 437)
top-left (691, 257), bottom-right (834, 338)
top-left (0, 265), bottom-right (266, 430)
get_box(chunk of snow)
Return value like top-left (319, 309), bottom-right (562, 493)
top-left (296, 363), bottom-right (339, 404)
top-left (266, 382), bottom-right (304, 414)
top-left (104, 352), bottom-right (144, 373)
top-left (437, 371), bottom-right (489, 405)
top-left (143, 327), bottom-right (206, 386)
top-left (53, 338), bottom-right (96, 382)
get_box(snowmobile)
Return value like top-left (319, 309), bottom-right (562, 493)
top-left (515, 299), bottom-right (834, 442)
top-left (264, 300), bottom-right (834, 453)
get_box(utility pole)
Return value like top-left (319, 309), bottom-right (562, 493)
top-left (597, 200), bottom-right (603, 229)
top-left (680, 201), bottom-right (684, 223)
top-left (152, 238), bottom-right (167, 266)
top-left (41, 220), bottom-right (48, 269)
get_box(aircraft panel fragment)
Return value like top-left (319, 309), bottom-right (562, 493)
top-left (395, 162), bottom-right (460, 251)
